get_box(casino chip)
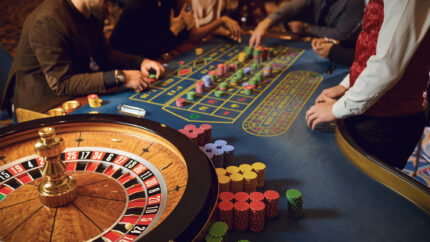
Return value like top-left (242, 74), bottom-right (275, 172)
top-left (286, 189), bottom-right (304, 219)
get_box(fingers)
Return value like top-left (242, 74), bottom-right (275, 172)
top-left (170, 9), bottom-right (174, 21)
top-left (305, 106), bottom-right (320, 130)
top-left (249, 33), bottom-right (256, 47)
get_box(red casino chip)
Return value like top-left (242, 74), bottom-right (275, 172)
top-left (264, 190), bottom-right (280, 219)
top-left (234, 192), bottom-right (249, 203)
top-left (250, 192), bottom-right (265, 202)
top-left (218, 201), bottom-right (234, 229)
top-left (249, 201), bottom-right (265, 232)
top-left (234, 201), bottom-right (249, 231)
top-left (219, 191), bottom-right (234, 202)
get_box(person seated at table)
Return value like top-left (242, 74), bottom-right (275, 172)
top-left (0, 0), bottom-right (165, 114)
top-left (184, 0), bottom-right (244, 43)
top-left (109, 0), bottom-right (195, 60)
top-left (249, 0), bottom-right (365, 47)
top-left (305, 0), bottom-right (430, 169)
top-left (311, 32), bottom-right (358, 67)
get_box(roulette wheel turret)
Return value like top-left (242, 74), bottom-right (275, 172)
top-left (0, 114), bottom-right (218, 241)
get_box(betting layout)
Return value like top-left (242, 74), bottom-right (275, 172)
top-left (129, 42), bottom-right (324, 137)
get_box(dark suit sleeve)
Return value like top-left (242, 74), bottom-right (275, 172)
top-left (267, 0), bottom-right (312, 26)
top-left (328, 44), bottom-right (355, 67)
top-left (29, 17), bottom-right (108, 96)
top-left (309, 0), bottom-right (364, 40)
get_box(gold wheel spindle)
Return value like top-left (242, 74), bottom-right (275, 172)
top-left (34, 127), bottom-right (78, 207)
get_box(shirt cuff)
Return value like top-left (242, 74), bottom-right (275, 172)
top-left (103, 70), bottom-right (117, 89)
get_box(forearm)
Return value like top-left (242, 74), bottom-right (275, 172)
top-left (188, 18), bottom-right (223, 42)
top-left (267, 0), bottom-right (310, 26)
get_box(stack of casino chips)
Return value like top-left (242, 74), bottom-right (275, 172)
top-left (178, 123), bottom-right (212, 146)
top-left (218, 201), bottom-right (234, 229)
top-left (186, 91), bottom-right (196, 101)
top-left (202, 75), bottom-right (212, 88)
top-left (253, 46), bottom-right (262, 64)
top-left (87, 94), bottom-right (102, 108)
top-left (252, 162), bottom-right (266, 188)
top-left (205, 221), bottom-right (229, 241)
top-left (238, 52), bottom-right (247, 63)
top-left (264, 190), bottom-right (280, 218)
top-left (175, 98), bottom-right (186, 107)
top-left (286, 189), bottom-right (304, 219)
top-left (217, 63), bottom-right (225, 76)
top-left (217, 190), bottom-right (279, 232)
top-left (249, 201), bottom-right (265, 232)
top-left (149, 74), bottom-right (157, 83)
top-left (201, 140), bottom-right (235, 168)
top-left (196, 81), bottom-right (205, 94)
top-left (227, 63), bottom-right (237, 72)
top-left (245, 46), bottom-right (253, 58)
top-left (243, 66), bottom-right (252, 75)
top-left (209, 70), bottom-right (217, 82)
top-left (263, 64), bottom-right (272, 78)
top-left (243, 171), bottom-right (258, 192)
top-left (234, 201), bottom-right (249, 231)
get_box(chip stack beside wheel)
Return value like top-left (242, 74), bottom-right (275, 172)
top-left (250, 192), bottom-right (264, 202)
top-left (218, 175), bottom-right (230, 192)
top-left (230, 173), bottom-right (244, 193)
top-left (264, 190), bottom-right (280, 218)
top-left (249, 201), bottom-right (265, 232)
top-left (222, 145), bottom-right (235, 167)
top-left (243, 171), bottom-right (257, 193)
top-left (212, 148), bottom-right (224, 168)
top-left (199, 124), bottom-right (212, 144)
top-left (226, 165), bottom-right (240, 176)
top-left (205, 234), bottom-right (222, 242)
top-left (286, 189), bottom-right (303, 219)
top-left (208, 221), bottom-right (228, 240)
top-left (234, 192), bottom-right (250, 203)
top-left (218, 201), bottom-right (234, 229)
top-left (193, 127), bottom-right (205, 146)
top-left (252, 162), bottom-right (266, 187)
top-left (216, 168), bottom-right (227, 177)
top-left (220, 191), bottom-right (234, 202)
top-left (184, 124), bottom-right (196, 131)
top-left (234, 201), bottom-right (250, 231)
top-left (186, 132), bottom-right (199, 145)
top-left (239, 164), bottom-right (252, 174)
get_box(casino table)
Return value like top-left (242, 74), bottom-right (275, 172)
top-left (2, 36), bottom-right (430, 241)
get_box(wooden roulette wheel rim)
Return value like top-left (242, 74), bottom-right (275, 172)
top-left (0, 114), bottom-right (218, 241)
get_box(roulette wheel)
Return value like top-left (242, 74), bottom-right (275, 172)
top-left (0, 114), bottom-right (218, 241)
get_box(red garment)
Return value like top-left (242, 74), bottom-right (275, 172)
top-left (349, 0), bottom-right (429, 117)
top-left (349, 0), bottom-right (384, 86)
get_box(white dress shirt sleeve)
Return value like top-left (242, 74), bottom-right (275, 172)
top-left (332, 0), bottom-right (430, 119)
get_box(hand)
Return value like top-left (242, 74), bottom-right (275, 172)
top-left (123, 70), bottom-right (150, 92)
top-left (312, 38), bottom-right (335, 58)
top-left (249, 18), bottom-right (272, 47)
top-left (315, 85), bottom-right (347, 104)
top-left (306, 95), bottom-right (338, 130)
top-left (170, 7), bottom-right (186, 36)
top-left (220, 16), bottom-right (243, 43)
top-left (287, 21), bottom-right (307, 34)
top-left (180, 6), bottom-right (195, 31)
top-left (140, 59), bottom-right (165, 79)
